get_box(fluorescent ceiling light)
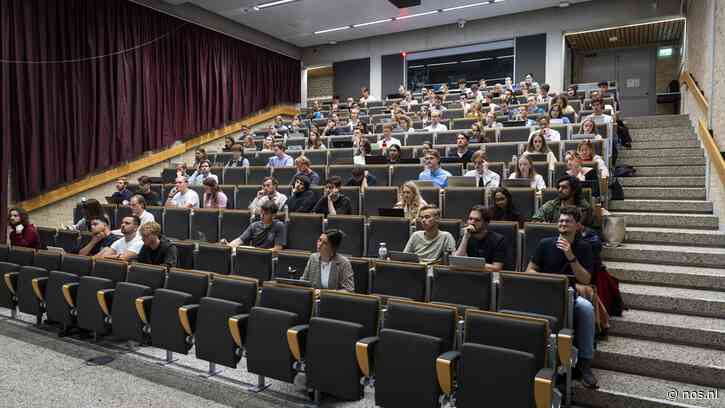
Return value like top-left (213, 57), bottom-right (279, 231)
top-left (253, 0), bottom-right (298, 11)
top-left (408, 65), bottom-right (425, 69)
top-left (565, 17), bottom-right (685, 36)
top-left (314, 26), bottom-right (351, 34)
top-left (442, 1), bottom-right (490, 12)
top-left (396, 10), bottom-right (440, 20)
top-left (353, 18), bottom-right (392, 28)
top-left (496, 54), bottom-right (515, 58)
top-left (460, 57), bottom-right (493, 63)
top-left (427, 61), bottom-right (458, 67)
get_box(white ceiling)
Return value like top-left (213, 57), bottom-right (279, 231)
top-left (170, 0), bottom-right (592, 47)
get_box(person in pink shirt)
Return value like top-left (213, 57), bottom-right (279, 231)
top-left (203, 178), bottom-right (228, 208)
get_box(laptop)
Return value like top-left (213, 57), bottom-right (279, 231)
top-left (331, 139), bottom-right (354, 149)
top-left (446, 176), bottom-right (477, 188)
top-left (105, 196), bottom-right (124, 205)
top-left (449, 255), bottom-right (486, 271)
top-left (503, 178), bottom-right (533, 188)
top-left (378, 208), bottom-right (405, 217)
top-left (274, 278), bottom-right (312, 288)
top-left (503, 120), bottom-right (526, 127)
top-left (364, 155), bottom-right (389, 164)
top-left (525, 153), bottom-right (549, 162)
top-left (388, 251), bottom-right (420, 263)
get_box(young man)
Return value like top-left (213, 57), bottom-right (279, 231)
top-left (533, 175), bottom-right (592, 226)
top-left (584, 97), bottom-right (613, 125)
top-left (463, 151), bottom-right (500, 188)
top-left (77, 217), bottom-right (120, 256)
top-left (403, 205), bottom-right (456, 263)
top-left (266, 143), bottom-right (294, 168)
top-left (249, 176), bottom-right (287, 215)
top-left (529, 116), bottom-right (560, 142)
top-left (423, 111), bottom-right (448, 132)
top-left (313, 176), bottom-right (352, 216)
top-left (137, 222), bottom-right (177, 267)
top-left (290, 155), bottom-right (320, 186)
top-left (345, 166), bottom-right (376, 192)
top-left (110, 177), bottom-right (133, 204)
top-left (454, 206), bottom-right (505, 272)
top-left (418, 150), bottom-right (452, 188)
top-left (166, 176), bottom-right (200, 209)
top-left (136, 176), bottom-right (160, 206)
top-left (129, 195), bottom-right (155, 226)
top-left (379, 124), bottom-right (402, 149)
top-left (188, 160), bottom-right (218, 186)
top-left (97, 216), bottom-right (143, 261)
top-left (526, 207), bottom-right (597, 389)
top-left (448, 133), bottom-right (473, 166)
top-left (223, 201), bottom-right (286, 252)
top-left (286, 175), bottom-right (317, 213)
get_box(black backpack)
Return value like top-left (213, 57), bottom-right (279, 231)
top-left (609, 178), bottom-right (624, 200)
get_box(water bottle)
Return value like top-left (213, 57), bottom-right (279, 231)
top-left (288, 266), bottom-right (297, 279)
top-left (378, 243), bottom-right (388, 260)
top-left (442, 248), bottom-right (451, 265)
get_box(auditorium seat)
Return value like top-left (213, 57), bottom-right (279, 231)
top-left (342, 186), bottom-right (361, 215)
top-left (174, 241), bottom-right (196, 269)
top-left (146, 206), bottom-right (164, 231)
top-left (305, 150), bottom-right (328, 166)
top-left (233, 247), bottom-right (273, 283)
top-left (223, 167), bottom-right (246, 185)
top-left (443, 188), bottom-right (485, 220)
top-left (326, 215), bottom-right (365, 257)
top-left (56, 230), bottom-right (80, 253)
top-left (286, 213), bottom-right (324, 252)
top-left (391, 164), bottom-right (423, 186)
top-left (195, 243), bottom-right (232, 275)
top-left (235, 186), bottom-right (259, 211)
top-left (328, 148), bottom-right (354, 165)
top-left (499, 127), bottom-right (533, 143)
top-left (509, 187), bottom-right (537, 221)
top-left (190, 209), bottom-right (220, 243)
top-left (275, 250), bottom-right (310, 279)
top-left (72, 259), bottom-right (128, 337)
top-left (363, 187), bottom-right (398, 217)
top-left (220, 186), bottom-right (236, 209)
top-left (37, 227), bottom-right (57, 250)
top-left (43, 254), bottom-right (93, 332)
top-left (0, 247), bottom-right (35, 313)
top-left (430, 266), bottom-right (494, 311)
top-left (371, 260), bottom-right (427, 302)
top-left (366, 216), bottom-right (410, 257)
top-left (271, 166), bottom-right (297, 186)
top-left (219, 210), bottom-right (251, 243)
top-left (406, 132), bottom-right (433, 146)
top-left (484, 142), bottom-right (519, 163)
top-left (247, 166), bottom-right (271, 186)
top-left (523, 223), bottom-right (559, 266)
top-left (164, 208), bottom-right (190, 240)
top-left (488, 221), bottom-right (519, 271)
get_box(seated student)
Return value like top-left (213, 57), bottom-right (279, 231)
top-left (448, 133), bottom-right (474, 166)
top-left (577, 140), bottom-right (609, 178)
top-left (166, 176), bottom-right (200, 209)
top-left (454, 205), bottom-right (505, 272)
top-left (71, 198), bottom-right (110, 232)
top-left (578, 118), bottom-right (603, 140)
top-left (548, 104), bottom-right (571, 125)
top-left (286, 175), bottom-right (317, 213)
top-left (353, 139), bottom-right (372, 166)
top-left (386, 144), bottom-right (402, 164)
top-left (225, 145), bottom-right (250, 168)
top-left (423, 111), bottom-right (448, 132)
top-left (222, 136), bottom-right (235, 152)
top-left (533, 175), bottom-right (592, 226)
top-left (188, 160), bottom-right (218, 186)
top-left (261, 135), bottom-right (275, 152)
top-left (300, 230), bottom-right (354, 292)
top-left (222, 201), bottom-right (286, 252)
top-left (307, 130), bottom-right (327, 150)
top-left (583, 97), bottom-right (613, 125)
top-left (379, 124), bottom-right (402, 150)
top-left (137, 222), bottom-right (177, 267)
top-left (509, 155), bottom-right (546, 190)
top-left (526, 207), bottom-right (598, 389)
top-left (395, 181), bottom-right (428, 223)
top-left (97, 216), bottom-right (143, 261)
top-left (418, 150), bottom-right (452, 188)
top-left (529, 116), bottom-right (560, 142)
top-left (313, 176), bottom-right (352, 216)
top-left (203, 178), bottom-right (228, 209)
top-left (129, 195), bottom-right (155, 226)
top-left (291, 155), bottom-right (321, 186)
top-left (346, 166), bottom-right (377, 192)
top-left (565, 150), bottom-right (597, 182)
top-left (464, 150), bottom-right (500, 188)
top-left (490, 187), bottom-right (524, 227)
top-left (77, 217), bottom-right (120, 256)
top-left (7, 207), bottom-right (40, 249)
top-left (267, 143), bottom-right (294, 168)
top-left (482, 111), bottom-right (502, 132)
top-left (241, 134), bottom-right (257, 151)
top-left (403, 205), bottom-right (456, 263)
top-left (248, 176), bottom-right (288, 215)
top-left (110, 177), bottom-right (133, 204)
top-left (136, 176), bottom-right (160, 206)
top-left (523, 130), bottom-right (558, 171)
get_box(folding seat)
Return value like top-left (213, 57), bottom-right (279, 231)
top-left (328, 148), bottom-right (354, 165)
top-left (288, 291), bottom-right (380, 402)
top-left (419, 187), bottom-right (440, 208)
top-left (56, 230), bottom-right (80, 253)
top-left (364, 164), bottom-right (390, 186)
top-left (232, 247), bottom-right (273, 283)
top-left (499, 126), bottom-right (533, 143)
top-left (79, 231), bottom-right (94, 251)
top-left (190, 186), bottom-right (206, 206)
top-left (223, 167), bottom-right (246, 185)
top-left (190, 208), bottom-right (220, 243)
top-left (436, 310), bottom-right (557, 408)
top-left (210, 167), bottom-right (225, 184)
top-left (184, 275), bottom-right (258, 372)
top-left (327, 164), bottom-right (354, 182)
top-left (271, 166), bottom-right (297, 186)
top-left (0, 247), bottom-right (36, 313)
top-left (371, 260), bottom-right (427, 302)
top-left (438, 219), bottom-right (462, 245)
top-left (483, 142), bottom-right (519, 163)
top-left (174, 241), bottom-right (196, 269)
top-left (69, 259), bottom-right (127, 336)
top-left (235, 186), bottom-right (259, 211)
top-left (349, 257), bottom-right (371, 294)
top-left (488, 221), bottom-right (519, 271)
top-left (342, 186), bottom-right (361, 215)
top-left (275, 250), bottom-right (310, 279)
top-left (442, 188), bottom-right (485, 220)
top-left (523, 223), bottom-right (559, 266)
top-left (248, 152), bottom-right (274, 167)
top-left (247, 166), bottom-right (271, 186)
top-left (304, 150), bottom-right (327, 166)
top-left (569, 99), bottom-right (582, 112)
top-left (37, 254), bottom-right (93, 331)
top-left (195, 243), bottom-right (232, 275)
top-left (163, 207), bottom-right (190, 240)
top-left (228, 282), bottom-right (315, 390)
top-left (406, 132), bottom-right (434, 146)
top-left (509, 187), bottom-right (537, 220)
top-left (102, 204), bottom-right (118, 228)
top-left (441, 163), bottom-right (463, 176)
top-left (356, 300), bottom-right (457, 408)
top-left (326, 215), bottom-right (364, 257)
top-left (366, 216), bottom-right (410, 257)
top-left (442, 109), bottom-right (464, 120)
top-left (399, 146), bottom-right (416, 159)
top-left (214, 154), bottom-right (233, 167)
top-left (207, 153), bottom-right (218, 165)
top-left (146, 206), bottom-right (164, 231)
top-left (116, 206), bottom-right (132, 224)
top-left (37, 227), bottom-right (57, 250)
top-left (430, 266), bottom-right (494, 310)
top-left (287, 137), bottom-right (307, 150)
top-left (220, 185), bottom-right (235, 209)
top-left (362, 187), bottom-right (398, 217)
top-left (390, 164), bottom-right (423, 186)
top-left (434, 130), bottom-right (460, 145)
top-left (551, 125), bottom-right (567, 139)
top-left (286, 213), bottom-right (323, 252)
top-left (0, 244), bottom-right (8, 262)
top-left (7, 250), bottom-right (60, 323)
top-left (161, 168), bottom-right (178, 184)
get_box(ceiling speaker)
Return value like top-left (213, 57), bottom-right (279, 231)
top-left (388, 0), bottom-right (422, 8)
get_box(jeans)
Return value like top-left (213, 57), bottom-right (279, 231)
top-left (574, 296), bottom-right (595, 360)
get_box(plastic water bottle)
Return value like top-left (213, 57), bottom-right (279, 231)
top-left (378, 243), bottom-right (388, 260)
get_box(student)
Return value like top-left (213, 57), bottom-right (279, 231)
top-left (395, 181), bottom-right (428, 224)
top-left (490, 187), bottom-right (524, 227)
top-left (533, 175), bottom-right (592, 226)
top-left (577, 140), bottom-right (609, 178)
top-left (202, 177), bottom-right (228, 209)
top-left (346, 166), bottom-right (376, 192)
top-left (403, 205), bottom-right (456, 263)
top-left (448, 133), bottom-right (474, 166)
top-left (418, 150), bottom-right (452, 188)
top-left (137, 222), bottom-right (178, 267)
top-left (7, 207), bottom-right (40, 249)
top-left (110, 177), bottom-right (133, 204)
top-left (286, 175), bottom-right (318, 213)
top-left (291, 155), bottom-right (321, 186)
top-left (423, 111), bottom-right (448, 132)
top-left (464, 151), bottom-right (500, 188)
top-left (223, 201), bottom-right (286, 252)
top-left (136, 176), bottom-right (160, 206)
top-left (300, 230), bottom-right (354, 292)
top-left (225, 145), bottom-right (250, 168)
top-left (77, 217), bottom-right (120, 256)
top-left (97, 216), bottom-right (143, 261)
top-left (71, 198), bottom-right (110, 232)
top-left (129, 195), bottom-right (155, 226)
top-left (454, 205), bottom-right (506, 272)
top-left (583, 97), bottom-right (613, 125)
top-left (509, 155), bottom-right (546, 190)
top-left (313, 176), bottom-right (352, 216)
top-left (379, 124), bottom-right (402, 149)
top-left (166, 176), bottom-right (200, 209)
top-left (523, 130), bottom-right (558, 171)
top-left (188, 160), bottom-right (218, 186)
top-left (266, 143), bottom-right (294, 168)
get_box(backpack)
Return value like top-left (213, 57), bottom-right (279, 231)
top-left (614, 165), bottom-right (636, 177)
top-left (616, 119), bottom-right (632, 148)
top-left (609, 178), bottom-right (624, 200)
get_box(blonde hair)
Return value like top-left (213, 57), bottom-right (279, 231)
top-left (139, 222), bottom-right (162, 237)
top-left (397, 181), bottom-right (426, 222)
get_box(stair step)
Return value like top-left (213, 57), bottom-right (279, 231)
top-left (575, 368), bottom-right (724, 408)
top-left (593, 336), bottom-right (725, 389)
top-left (620, 156), bottom-right (706, 167)
top-left (603, 243), bottom-right (725, 268)
top-left (618, 283), bottom-right (725, 318)
top-left (609, 199), bottom-right (713, 214)
top-left (617, 148), bottom-right (703, 159)
top-left (633, 166), bottom-right (706, 176)
top-left (630, 139), bottom-right (701, 149)
top-left (619, 177), bottom-right (705, 187)
top-left (607, 212), bottom-right (719, 229)
top-left (624, 227), bottom-right (725, 247)
top-left (608, 261), bottom-right (725, 291)
top-left (620, 187), bottom-right (706, 200)
top-left (609, 309), bottom-right (725, 350)
top-left (630, 132), bottom-right (697, 142)
top-left (624, 115), bottom-right (690, 128)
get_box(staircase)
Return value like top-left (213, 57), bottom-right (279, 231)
top-left (574, 115), bottom-right (725, 407)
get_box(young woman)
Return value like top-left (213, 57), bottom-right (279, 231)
top-left (509, 155), bottom-right (546, 190)
top-left (7, 207), bottom-right (40, 249)
top-left (203, 177), bottom-right (228, 209)
top-left (523, 131), bottom-right (558, 170)
top-left (578, 118), bottom-right (602, 139)
top-left (241, 134), bottom-right (257, 151)
top-left (394, 181), bottom-right (428, 223)
top-left (490, 187), bottom-right (524, 227)
top-left (397, 115), bottom-right (415, 133)
top-left (72, 198), bottom-right (110, 231)
top-left (577, 140), bottom-right (609, 178)
top-left (307, 130), bottom-right (327, 150)
top-left (565, 150), bottom-right (595, 182)
top-left (192, 149), bottom-right (208, 171)
top-left (483, 111), bottom-right (502, 131)
top-left (300, 229), bottom-right (354, 291)
top-left (261, 135), bottom-right (275, 152)
top-left (548, 105), bottom-right (571, 125)
top-left (466, 102), bottom-right (485, 123)
top-left (354, 139), bottom-right (371, 166)
top-left (387, 144), bottom-right (402, 164)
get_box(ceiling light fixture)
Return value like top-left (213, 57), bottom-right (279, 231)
top-left (314, 26), bottom-right (351, 34)
top-left (460, 57), bottom-right (493, 63)
top-left (252, 0), bottom-right (299, 11)
top-left (353, 18), bottom-right (393, 28)
top-left (442, 1), bottom-right (490, 12)
top-left (427, 61), bottom-right (458, 67)
top-left (395, 10), bottom-right (441, 20)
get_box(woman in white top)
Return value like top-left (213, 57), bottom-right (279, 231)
top-left (307, 130), bottom-right (327, 150)
top-left (565, 150), bottom-right (595, 182)
top-left (523, 131), bottom-right (558, 171)
top-left (509, 155), bottom-right (546, 190)
top-left (464, 150), bottom-right (500, 188)
top-left (577, 140), bottom-right (609, 178)
top-left (579, 118), bottom-right (603, 140)
top-left (394, 181), bottom-right (428, 223)
top-left (354, 139), bottom-right (371, 166)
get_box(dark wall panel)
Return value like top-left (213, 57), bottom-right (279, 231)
top-left (515, 34), bottom-right (547, 85)
top-left (382, 53), bottom-right (404, 97)
top-left (333, 58), bottom-right (370, 99)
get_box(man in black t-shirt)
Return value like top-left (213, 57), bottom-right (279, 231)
top-left (137, 222), bottom-right (178, 268)
top-left (77, 217), bottom-right (120, 256)
top-left (313, 176), bottom-right (352, 216)
top-left (454, 205), bottom-right (505, 272)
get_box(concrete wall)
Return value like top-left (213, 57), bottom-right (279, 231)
top-left (307, 75), bottom-right (334, 99)
top-left (302, 0), bottom-right (681, 100)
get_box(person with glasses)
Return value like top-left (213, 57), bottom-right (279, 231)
top-left (464, 151), bottom-right (500, 188)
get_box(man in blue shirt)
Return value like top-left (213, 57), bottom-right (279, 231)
top-left (418, 150), bottom-right (452, 188)
top-left (267, 143), bottom-right (294, 168)
top-left (110, 177), bottom-right (133, 204)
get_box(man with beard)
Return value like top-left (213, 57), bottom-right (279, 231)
top-left (533, 175), bottom-right (592, 226)
top-left (97, 216), bottom-right (143, 261)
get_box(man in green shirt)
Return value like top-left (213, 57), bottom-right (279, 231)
top-left (533, 175), bottom-right (592, 226)
top-left (403, 204), bottom-right (456, 263)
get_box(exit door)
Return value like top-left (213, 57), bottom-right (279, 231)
top-left (616, 48), bottom-right (656, 116)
